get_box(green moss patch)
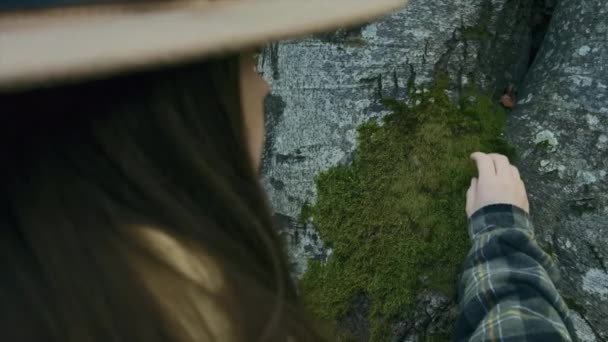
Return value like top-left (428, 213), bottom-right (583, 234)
top-left (299, 76), bottom-right (516, 340)
top-left (563, 296), bottom-right (587, 316)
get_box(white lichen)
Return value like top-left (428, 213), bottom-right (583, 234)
top-left (518, 93), bottom-right (534, 105)
top-left (597, 135), bottom-right (608, 150)
top-left (361, 24), bottom-right (378, 40)
top-left (462, 75), bottom-right (469, 85)
top-left (557, 165), bottom-right (568, 179)
top-left (576, 170), bottom-right (598, 185)
top-left (571, 311), bottom-right (598, 342)
top-left (571, 75), bottom-right (594, 87)
top-left (533, 130), bottom-right (559, 151)
top-left (577, 45), bottom-right (591, 56)
top-left (585, 114), bottom-right (600, 127)
top-left (582, 268), bottom-right (608, 299)
top-left (539, 160), bottom-right (559, 174)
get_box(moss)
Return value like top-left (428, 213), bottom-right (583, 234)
top-left (462, 27), bottom-right (492, 40)
top-left (299, 77), bottom-right (515, 340)
top-left (539, 240), bottom-right (556, 260)
top-left (426, 331), bottom-right (454, 342)
top-left (563, 296), bottom-right (587, 316)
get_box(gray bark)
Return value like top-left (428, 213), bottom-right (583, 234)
top-left (507, 0), bottom-right (608, 340)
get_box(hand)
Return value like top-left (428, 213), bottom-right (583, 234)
top-left (466, 152), bottom-right (530, 218)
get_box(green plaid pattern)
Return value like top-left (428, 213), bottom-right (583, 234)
top-left (455, 204), bottom-right (578, 341)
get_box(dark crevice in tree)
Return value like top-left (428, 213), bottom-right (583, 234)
top-left (528, 0), bottom-right (556, 69)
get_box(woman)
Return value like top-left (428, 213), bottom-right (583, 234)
top-left (0, 1), bottom-right (402, 341)
top-left (0, 0), bottom-right (576, 341)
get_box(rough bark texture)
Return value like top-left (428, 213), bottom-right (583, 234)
top-left (507, 1), bottom-right (608, 340)
top-left (259, 0), bottom-right (607, 340)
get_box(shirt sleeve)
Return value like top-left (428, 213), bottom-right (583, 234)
top-left (454, 204), bottom-right (578, 342)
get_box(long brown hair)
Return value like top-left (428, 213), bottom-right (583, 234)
top-left (0, 55), bottom-right (321, 341)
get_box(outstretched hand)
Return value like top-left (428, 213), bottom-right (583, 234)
top-left (466, 152), bottom-right (530, 218)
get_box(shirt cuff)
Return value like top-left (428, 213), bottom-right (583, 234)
top-left (468, 203), bottom-right (532, 240)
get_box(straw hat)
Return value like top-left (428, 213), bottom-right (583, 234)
top-left (0, 0), bottom-right (407, 92)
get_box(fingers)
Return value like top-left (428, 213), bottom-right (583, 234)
top-left (470, 152), bottom-right (495, 178)
top-left (488, 153), bottom-right (510, 177)
top-left (467, 153), bottom-right (528, 217)
top-left (471, 152), bottom-right (517, 179)
top-left (511, 165), bottom-right (521, 180)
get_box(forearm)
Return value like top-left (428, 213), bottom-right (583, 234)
top-left (455, 204), bottom-right (577, 341)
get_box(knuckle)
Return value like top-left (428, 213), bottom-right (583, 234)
top-left (498, 154), bottom-right (509, 163)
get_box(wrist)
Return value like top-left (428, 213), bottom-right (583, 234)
top-left (468, 203), bottom-right (532, 240)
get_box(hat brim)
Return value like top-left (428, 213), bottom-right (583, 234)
top-left (0, 0), bottom-right (407, 92)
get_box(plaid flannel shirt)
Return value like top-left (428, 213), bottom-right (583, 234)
top-left (455, 204), bottom-right (578, 341)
